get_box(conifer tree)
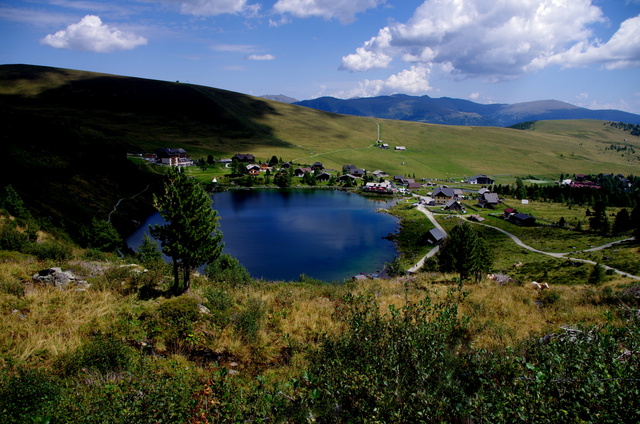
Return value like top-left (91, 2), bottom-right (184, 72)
top-left (151, 167), bottom-right (223, 295)
top-left (437, 222), bottom-right (491, 282)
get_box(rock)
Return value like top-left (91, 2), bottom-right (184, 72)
top-left (33, 267), bottom-right (88, 289)
top-left (198, 304), bottom-right (211, 314)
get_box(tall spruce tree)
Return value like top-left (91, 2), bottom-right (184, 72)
top-left (151, 167), bottom-right (223, 295)
top-left (437, 222), bottom-right (491, 282)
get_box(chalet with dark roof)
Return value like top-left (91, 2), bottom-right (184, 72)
top-left (433, 187), bottom-right (456, 205)
top-left (509, 213), bottom-right (536, 227)
top-left (478, 192), bottom-right (500, 208)
top-left (233, 153), bottom-right (255, 163)
top-left (155, 148), bottom-right (191, 166)
top-left (425, 228), bottom-right (446, 245)
top-left (466, 174), bottom-right (494, 185)
top-left (311, 162), bottom-right (324, 171)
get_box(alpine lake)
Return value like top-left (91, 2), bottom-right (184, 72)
top-left (127, 189), bottom-right (399, 282)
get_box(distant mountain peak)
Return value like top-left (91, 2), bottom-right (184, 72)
top-left (293, 94), bottom-right (640, 127)
top-left (260, 94), bottom-right (299, 104)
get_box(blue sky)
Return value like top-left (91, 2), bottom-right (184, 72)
top-left (1, 0), bottom-right (639, 113)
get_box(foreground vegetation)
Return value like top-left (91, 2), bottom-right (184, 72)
top-left (2, 64), bottom-right (640, 422)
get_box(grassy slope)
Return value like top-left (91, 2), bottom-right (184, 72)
top-left (1, 64), bottom-right (639, 234)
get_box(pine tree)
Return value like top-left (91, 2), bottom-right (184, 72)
top-left (437, 222), bottom-right (491, 282)
top-left (612, 209), bottom-right (632, 234)
top-left (151, 167), bottom-right (223, 295)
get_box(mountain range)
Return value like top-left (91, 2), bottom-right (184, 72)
top-left (290, 94), bottom-right (640, 127)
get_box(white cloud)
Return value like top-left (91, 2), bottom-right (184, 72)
top-left (246, 53), bottom-right (275, 60)
top-left (158, 0), bottom-right (258, 16)
top-left (340, 0), bottom-right (610, 79)
top-left (333, 64), bottom-right (432, 98)
top-left (211, 43), bottom-right (259, 53)
top-left (533, 16), bottom-right (640, 70)
top-left (273, 0), bottom-right (386, 24)
top-left (40, 15), bottom-right (147, 52)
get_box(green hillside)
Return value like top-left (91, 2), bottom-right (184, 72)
top-left (1, 64), bottom-right (639, 234)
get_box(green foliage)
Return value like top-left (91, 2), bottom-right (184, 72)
top-left (80, 218), bottom-right (122, 252)
top-left (384, 256), bottom-right (405, 277)
top-left (53, 357), bottom-right (199, 423)
top-left (25, 240), bottom-right (73, 262)
top-left (508, 120), bottom-right (537, 130)
top-left (151, 167), bottom-right (224, 294)
top-left (135, 233), bottom-right (163, 266)
top-left (0, 368), bottom-right (60, 424)
top-left (438, 222), bottom-right (491, 282)
top-left (154, 296), bottom-right (201, 345)
top-left (588, 263), bottom-right (606, 286)
top-left (0, 222), bottom-right (28, 251)
top-left (274, 171), bottom-right (291, 188)
top-left (204, 253), bottom-right (252, 286)
top-left (469, 317), bottom-right (640, 423)
top-left (300, 286), bottom-right (469, 423)
top-left (55, 333), bottom-right (137, 377)
top-left (235, 297), bottom-right (266, 343)
top-left (1, 185), bottom-right (30, 219)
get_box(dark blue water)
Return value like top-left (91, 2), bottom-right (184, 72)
top-left (127, 189), bottom-right (398, 282)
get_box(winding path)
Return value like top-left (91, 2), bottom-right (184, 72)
top-left (408, 203), bottom-right (640, 280)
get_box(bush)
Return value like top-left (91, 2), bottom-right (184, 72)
top-left (142, 296), bottom-right (201, 347)
top-left (235, 297), bottom-right (266, 343)
top-left (25, 240), bottom-right (73, 262)
top-left (0, 222), bottom-right (28, 252)
top-left (53, 356), bottom-right (200, 423)
top-left (56, 333), bottom-right (137, 377)
top-left (299, 285), bottom-right (470, 422)
top-left (204, 253), bottom-right (252, 286)
top-left (0, 368), bottom-right (60, 424)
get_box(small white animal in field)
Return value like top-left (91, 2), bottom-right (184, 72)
top-left (531, 281), bottom-right (550, 290)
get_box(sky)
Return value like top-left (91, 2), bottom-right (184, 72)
top-left (1, 0), bottom-right (640, 113)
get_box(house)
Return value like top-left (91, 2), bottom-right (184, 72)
top-left (372, 170), bottom-right (388, 178)
top-left (294, 167), bottom-right (313, 177)
top-left (364, 181), bottom-right (394, 194)
top-left (478, 187), bottom-right (490, 195)
top-left (444, 199), bottom-right (465, 212)
top-left (343, 164), bottom-right (357, 174)
top-left (233, 153), bottom-right (255, 163)
top-left (339, 174), bottom-right (359, 184)
top-left (351, 169), bottom-right (366, 178)
top-left (155, 148), bottom-right (191, 166)
top-left (281, 162), bottom-right (292, 169)
top-left (503, 207), bottom-right (517, 218)
top-left (408, 182), bottom-right (422, 190)
top-left (478, 192), bottom-right (500, 208)
top-left (316, 172), bottom-right (331, 182)
top-left (246, 164), bottom-right (261, 175)
top-left (394, 175), bottom-right (405, 182)
top-left (424, 227), bottom-right (446, 245)
top-left (311, 162), bottom-right (324, 171)
top-left (466, 174), bottom-right (494, 185)
top-left (433, 187), bottom-right (456, 205)
top-left (509, 213), bottom-right (536, 226)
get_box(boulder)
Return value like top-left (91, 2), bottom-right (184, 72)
top-left (33, 267), bottom-right (89, 289)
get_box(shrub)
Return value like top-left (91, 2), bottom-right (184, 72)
top-left (0, 368), bottom-right (60, 424)
top-left (204, 253), bottom-right (252, 286)
top-left (299, 285), bottom-right (470, 422)
top-left (55, 333), bottom-right (137, 377)
top-left (142, 296), bottom-right (200, 347)
top-left (53, 356), bottom-right (200, 423)
top-left (25, 240), bottom-right (73, 262)
top-left (0, 222), bottom-right (28, 252)
top-left (235, 297), bottom-right (266, 343)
